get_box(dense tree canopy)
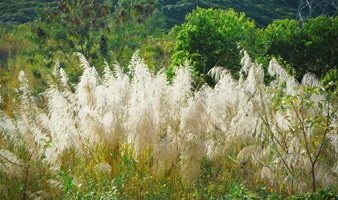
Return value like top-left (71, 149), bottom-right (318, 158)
top-left (259, 16), bottom-right (338, 80)
top-left (170, 8), bottom-right (256, 84)
top-left (0, 1), bottom-right (336, 85)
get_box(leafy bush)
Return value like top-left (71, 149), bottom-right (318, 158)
top-left (170, 7), bottom-right (256, 85)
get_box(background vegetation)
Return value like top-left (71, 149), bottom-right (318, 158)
top-left (0, 0), bottom-right (57, 24)
top-left (0, 0), bottom-right (337, 199)
top-left (1, 0), bottom-right (297, 27)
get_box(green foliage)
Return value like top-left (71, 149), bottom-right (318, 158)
top-left (113, 0), bottom-right (158, 24)
top-left (259, 19), bottom-right (301, 55)
top-left (140, 33), bottom-right (176, 73)
top-left (263, 83), bottom-right (338, 193)
top-left (224, 184), bottom-right (256, 199)
top-left (25, 0), bottom-right (167, 77)
top-left (322, 69), bottom-right (338, 92)
top-left (109, 6), bottom-right (167, 68)
top-left (0, 133), bottom-right (61, 199)
top-left (288, 188), bottom-right (338, 200)
top-left (0, 24), bottom-right (33, 69)
top-left (170, 7), bottom-right (256, 84)
top-left (258, 16), bottom-right (338, 80)
top-left (59, 171), bottom-right (77, 199)
top-left (159, 0), bottom-right (297, 28)
top-left (301, 16), bottom-right (338, 79)
top-left (32, 0), bottom-right (112, 70)
top-left (0, 0), bottom-right (57, 25)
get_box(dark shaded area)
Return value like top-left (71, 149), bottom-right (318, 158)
top-left (0, 0), bottom-right (57, 24)
top-left (158, 0), bottom-right (298, 28)
top-left (1, 0), bottom-right (297, 27)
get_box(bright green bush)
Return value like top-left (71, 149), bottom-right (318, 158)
top-left (170, 7), bottom-right (256, 84)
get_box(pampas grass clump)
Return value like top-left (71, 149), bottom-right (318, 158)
top-left (0, 51), bottom-right (337, 198)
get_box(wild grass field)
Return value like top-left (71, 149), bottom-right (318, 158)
top-left (0, 52), bottom-right (337, 199)
top-left (0, 1), bottom-right (337, 199)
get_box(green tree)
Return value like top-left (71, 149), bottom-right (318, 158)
top-left (32, 0), bottom-right (112, 70)
top-left (140, 27), bottom-right (177, 73)
top-left (301, 16), bottom-right (338, 79)
top-left (258, 16), bottom-right (338, 81)
top-left (256, 19), bottom-right (302, 78)
top-left (108, 0), bottom-right (166, 68)
top-left (170, 7), bottom-right (256, 84)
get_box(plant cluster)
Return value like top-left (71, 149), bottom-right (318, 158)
top-left (171, 9), bottom-right (338, 85)
top-left (259, 16), bottom-right (338, 80)
top-left (170, 8), bottom-right (256, 84)
top-left (0, 52), bottom-right (337, 198)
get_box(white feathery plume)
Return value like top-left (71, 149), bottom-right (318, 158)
top-left (171, 64), bottom-right (192, 104)
top-left (240, 50), bottom-right (252, 77)
top-left (112, 62), bottom-right (124, 79)
top-left (52, 61), bottom-right (60, 77)
top-left (268, 59), bottom-right (297, 95)
top-left (301, 73), bottom-right (319, 87)
top-left (0, 51), bottom-right (336, 192)
top-left (208, 67), bottom-right (229, 82)
top-left (43, 87), bottom-right (78, 162)
top-left (245, 62), bottom-right (265, 95)
top-left (0, 112), bottom-right (18, 144)
top-left (268, 58), bottom-right (288, 80)
top-left (0, 149), bottom-right (23, 177)
top-left (77, 52), bottom-right (91, 70)
top-left (59, 68), bottom-right (69, 87)
top-left (0, 84), bottom-right (2, 105)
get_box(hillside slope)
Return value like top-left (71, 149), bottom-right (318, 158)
top-left (0, 0), bottom-right (57, 24)
top-left (0, 0), bottom-right (297, 27)
top-left (159, 0), bottom-right (298, 27)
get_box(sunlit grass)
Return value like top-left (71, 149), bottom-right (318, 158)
top-left (0, 52), bottom-right (337, 199)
